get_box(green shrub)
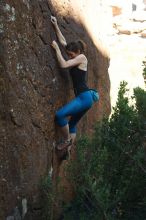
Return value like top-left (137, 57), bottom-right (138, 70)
top-left (40, 175), bottom-right (54, 220)
top-left (142, 60), bottom-right (146, 85)
top-left (142, 61), bottom-right (146, 79)
top-left (134, 87), bottom-right (146, 119)
top-left (63, 81), bottom-right (146, 220)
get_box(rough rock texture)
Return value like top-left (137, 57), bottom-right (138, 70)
top-left (0, 0), bottom-right (110, 219)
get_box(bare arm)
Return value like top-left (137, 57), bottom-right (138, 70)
top-left (52, 41), bottom-right (85, 68)
top-left (51, 16), bottom-right (67, 47)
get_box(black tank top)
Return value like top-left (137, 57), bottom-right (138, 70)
top-left (70, 66), bottom-right (89, 96)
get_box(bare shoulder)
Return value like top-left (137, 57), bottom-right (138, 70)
top-left (77, 54), bottom-right (88, 70)
top-left (78, 54), bottom-right (87, 59)
top-left (77, 54), bottom-right (87, 61)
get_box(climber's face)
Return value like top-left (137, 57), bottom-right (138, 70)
top-left (66, 50), bottom-right (80, 59)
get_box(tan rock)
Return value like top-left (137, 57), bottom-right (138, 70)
top-left (118, 28), bottom-right (131, 35)
top-left (141, 30), bottom-right (146, 37)
top-left (112, 6), bottom-right (122, 16)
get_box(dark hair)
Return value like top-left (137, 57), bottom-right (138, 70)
top-left (65, 40), bottom-right (86, 53)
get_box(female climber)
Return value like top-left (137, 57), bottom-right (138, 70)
top-left (51, 16), bottom-right (99, 151)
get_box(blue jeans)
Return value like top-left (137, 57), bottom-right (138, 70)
top-left (55, 90), bottom-right (96, 133)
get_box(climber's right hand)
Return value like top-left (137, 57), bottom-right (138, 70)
top-left (51, 16), bottom-right (57, 25)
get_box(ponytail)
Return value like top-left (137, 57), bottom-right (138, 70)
top-left (77, 40), bottom-right (86, 53)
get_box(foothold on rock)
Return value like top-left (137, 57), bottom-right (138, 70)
top-left (22, 198), bottom-right (27, 218)
top-left (49, 165), bottom-right (53, 177)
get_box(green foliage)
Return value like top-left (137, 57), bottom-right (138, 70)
top-left (142, 61), bottom-right (146, 79)
top-left (134, 87), bottom-right (146, 119)
top-left (63, 81), bottom-right (146, 220)
top-left (142, 60), bottom-right (146, 85)
top-left (40, 175), bottom-right (54, 220)
top-left (40, 174), bottom-right (63, 220)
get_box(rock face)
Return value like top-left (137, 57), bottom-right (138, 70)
top-left (0, 0), bottom-right (110, 219)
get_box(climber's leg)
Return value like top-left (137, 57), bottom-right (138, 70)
top-left (55, 97), bottom-right (81, 150)
top-left (58, 124), bottom-right (70, 141)
top-left (70, 133), bottom-right (76, 144)
top-left (69, 108), bottom-right (90, 134)
top-left (55, 96), bottom-right (82, 139)
top-left (55, 91), bottom-right (93, 150)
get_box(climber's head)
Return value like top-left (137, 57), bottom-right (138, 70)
top-left (66, 40), bottom-right (86, 58)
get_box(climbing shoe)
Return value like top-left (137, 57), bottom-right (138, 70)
top-left (56, 139), bottom-right (72, 151)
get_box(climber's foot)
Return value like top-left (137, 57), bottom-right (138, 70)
top-left (56, 139), bottom-right (72, 151)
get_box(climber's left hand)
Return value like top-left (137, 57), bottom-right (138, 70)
top-left (51, 40), bottom-right (59, 50)
top-left (51, 16), bottom-right (57, 26)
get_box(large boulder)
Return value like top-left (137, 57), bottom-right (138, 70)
top-left (0, 0), bottom-right (110, 219)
